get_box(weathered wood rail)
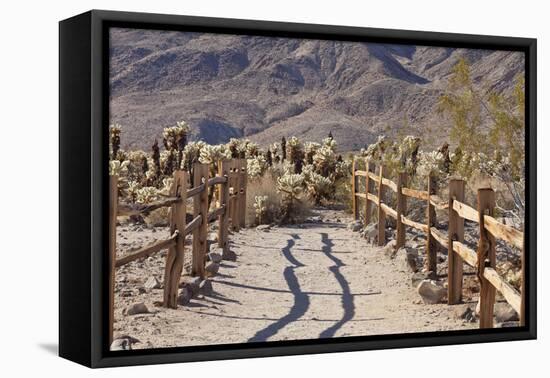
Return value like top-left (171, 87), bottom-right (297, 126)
top-left (108, 158), bottom-right (247, 342)
top-left (351, 158), bottom-right (525, 329)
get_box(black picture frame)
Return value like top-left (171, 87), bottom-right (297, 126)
top-left (59, 9), bottom-right (537, 368)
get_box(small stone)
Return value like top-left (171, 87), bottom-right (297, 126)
top-left (347, 220), bottom-right (363, 232)
top-left (110, 339), bottom-right (131, 351)
top-left (199, 279), bottom-right (213, 296)
top-left (382, 240), bottom-right (397, 257)
top-left (181, 276), bottom-right (202, 295)
top-left (177, 287), bottom-right (192, 305)
top-left (144, 276), bottom-right (162, 291)
top-left (205, 262), bottom-right (220, 276)
top-left (363, 223), bottom-right (378, 243)
top-left (125, 302), bottom-right (149, 316)
top-left (454, 305), bottom-right (476, 322)
top-left (417, 280), bottom-right (446, 304)
top-left (207, 251), bottom-right (223, 264)
top-left (494, 302), bottom-right (519, 322)
top-left (256, 224), bottom-right (271, 232)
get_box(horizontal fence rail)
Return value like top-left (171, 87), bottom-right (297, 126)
top-left (351, 157), bottom-right (525, 329)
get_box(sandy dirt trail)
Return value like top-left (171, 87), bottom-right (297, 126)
top-left (114, 209), bottom-right (476, 349)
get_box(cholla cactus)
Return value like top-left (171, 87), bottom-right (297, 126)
top-left (245, 141), bottom-right (260, 157)
top-left (253, 195), bottom-right (268, 224)
top-left (150, 139), bottom-right (162, 185)
top-left (313, 145), bottom-right (337, 176)
top-left (417, 150), bottom-right (448, 178)
top-left (109, 124), bottom-right (121, 160)
top-left (247, 155), bottom-right (267, 178)
top-left (126, 150), bottom-right (149, 182)
top-left (227, 138), bottom-right (248, 158)
top-left (287, 136), bottom-right (305, 173)
top-left (396, 136), bottom-right (421, 174)
top-left (109, 159), bottom-right (129, 176)
top-left (159, 177), bottom-right (174, 196)
top-left (277, 173), bottom-right (304, 198)
top-left (199, 144), bottom-right (231, 165)
top-left (160, 149), bottom-right (178, 176)
top-left (181, 141), bottom-right (207, 171)
top-left (305, 142), bottom-right (320, 165)
top-left (126, 180), bottom-right (141, 203)
top-left (322, 136), bottom-right (337, 152)
top-left (163, 121), bottom-right (190, 151)
top-left (136, 186), bottom-right (159, 204)
top-left (277, 173), bottom-right (304, 223)
top-left (302, 165), bottom-right (332, 204)
top-left (361, 136), bottom-right (389, 164)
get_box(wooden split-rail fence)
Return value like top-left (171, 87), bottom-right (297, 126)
top-left (108, 158), bottom-right (248, 343)
top-left (351, 158), bottom-right (525, 328)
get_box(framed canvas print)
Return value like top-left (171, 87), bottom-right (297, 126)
top-left (59, 10), bottom-right (536, 368)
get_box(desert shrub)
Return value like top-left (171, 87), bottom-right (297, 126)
top-left (144, 207), bottom-right (171, 227)
top-left (246, 173), bottom-right (282, 225)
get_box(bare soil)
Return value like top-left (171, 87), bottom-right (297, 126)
top-left (113, 208), bottom-right (477, 350)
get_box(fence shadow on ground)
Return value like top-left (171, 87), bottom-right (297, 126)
top-left (319, 232), bottom-right (355, 338)
top-left (247, 234), bottom-right (310, 342)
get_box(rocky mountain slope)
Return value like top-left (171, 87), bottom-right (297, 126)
top-left (109, 28), bottom-right (524, 151)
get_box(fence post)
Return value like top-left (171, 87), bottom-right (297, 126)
top-left (396, 172), bottom-right (408, 250)
top-left (163, 170), bottom-right (187, 308)
top-left (108, 175), bottom-right (118, 345)
top-left (426, 173), bottom-right (438, 273)
top-left (232, 161), bottom-right (241, 232)
top-left (377, 165), bottom-right (386, 246)
top-left (192, 163), bottom-right (209, 278)
top-left (351, 158), bottom-right (358, 220)
top-left (218, 160), bottom-right (230, 258)
top-left (477, 188), bottom-right (496, 328)
top-left (448, 179), bottom-right (465, 304)
top-left (365, 159), bottom-right (375, 225)
top-left (239, 158), bottom-right (247, 228)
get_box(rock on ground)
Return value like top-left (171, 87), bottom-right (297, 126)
top-left (181, 276), bottom-right (202, 295)
top-left (205, 262), bottom-right (220, 276)
top-left (417, 280), bottom-right (446, 304)
top-left (177, 287), bottom-right (192, 305)
top-left (382, 240), bottom-right (397, 257)
top-left (454, 305), bottom-right (476, 323)
top-left (144, 276), bottom-right (162, 291)
top-left (125, 302), bottom-right (149, 315)
top-left (347, 220), bottom-right (362, 232)
top-left (207, 251), bottom-right (223, 264)
top-left (494, 302), bottom-right (519, 322)
top-left (362, 223), bottom-right (378, 243)
top-left (199, 279), bottom-right (213, 296)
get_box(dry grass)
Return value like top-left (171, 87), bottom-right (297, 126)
top-left (246, 173), bottom-right (283, 226)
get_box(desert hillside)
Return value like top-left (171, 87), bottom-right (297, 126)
top-left (109, 28), bottom-right (524, 151)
